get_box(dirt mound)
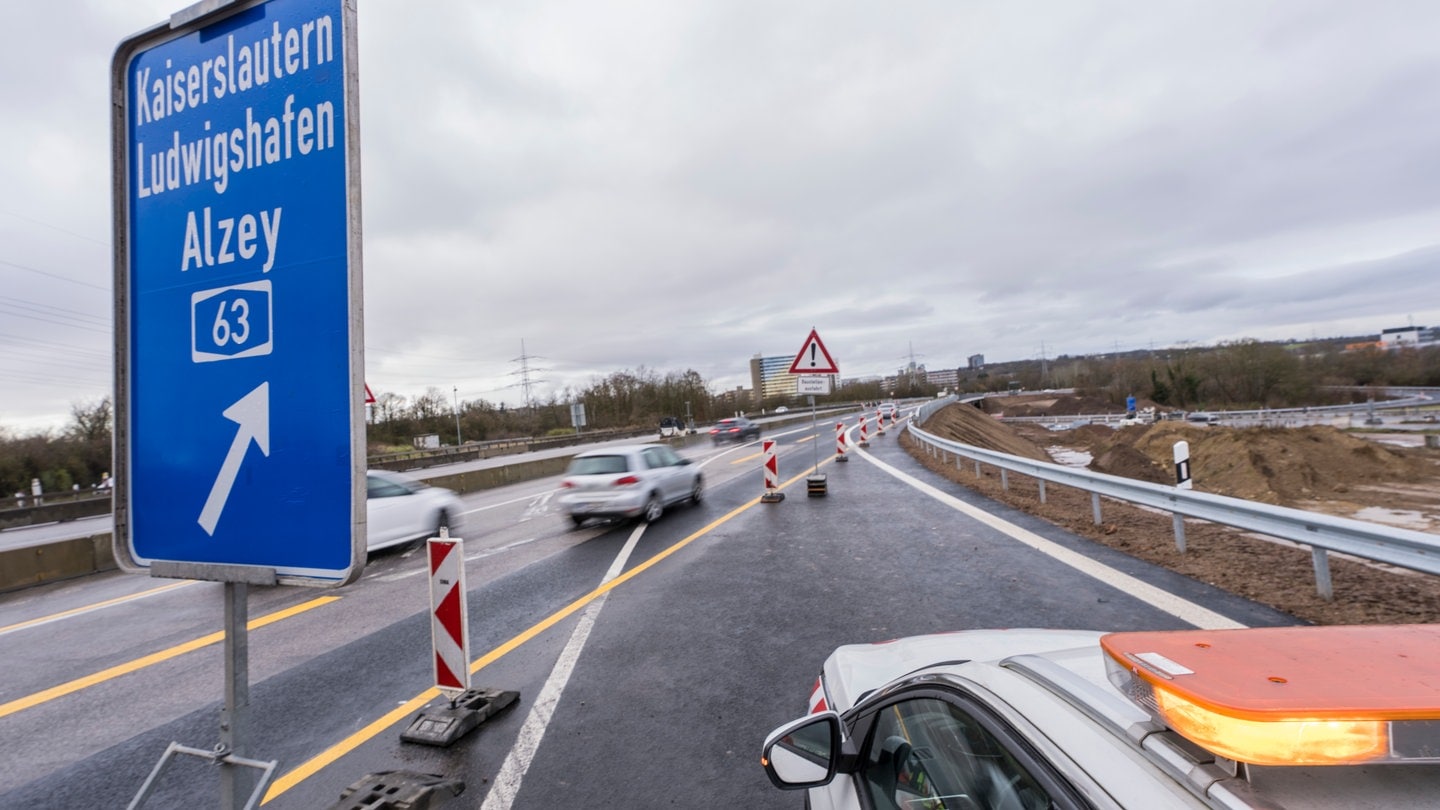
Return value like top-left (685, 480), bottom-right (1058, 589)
top-left (1123, 422), bottom-right (1433, 504)
top-left (919, 402), bottom-right (1051, 462)
top-left (1090, 444), bottom-right (1171, 484)
top-left (1071, 423), bottom-right (1123, 441)
top-left (935, 403), bottom-right (1440, 519)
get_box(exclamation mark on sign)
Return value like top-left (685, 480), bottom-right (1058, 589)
top-left (810, 344), bottom-right (817, 366)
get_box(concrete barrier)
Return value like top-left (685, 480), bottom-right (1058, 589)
top-left (0, 533), bottom-right (117, 594)
top-left (425, 456), bottom-right (574, 494)
top-left (0, 495), bottom-right (113, 531)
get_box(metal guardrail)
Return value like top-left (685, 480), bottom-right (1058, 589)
top-left (907, 396), bottom-right (1440, 599)
top-left (996, 388), bottom-right (1438, 427)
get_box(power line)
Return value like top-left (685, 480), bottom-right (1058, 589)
top-left (0, 296), bottom-right (110, 327)
top-left (0, 258), bottom-right (108, 291)
top-left (0, 209), bottom-right (110, 248)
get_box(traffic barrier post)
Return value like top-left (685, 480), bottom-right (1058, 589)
top-left (761, 439), bottom-right (784, 503)
top-left (834, 422), bottom-right (848, 462)
top-left (400, 529), bottom-right (520, 747)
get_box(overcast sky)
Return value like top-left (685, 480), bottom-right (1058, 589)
top-left (5, 0), bottom-right (1440, 432)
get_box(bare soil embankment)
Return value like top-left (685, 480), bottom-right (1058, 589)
top-left (904, 399), bottom-right (1440, 625)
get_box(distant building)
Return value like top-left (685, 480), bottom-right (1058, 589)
top-left (750, 353), bottom-right (799, 406)
top-left (714, 385), bottom-right (753, 415)
top-left (967, 354), bottom-right (985, 369)
top-left (1381, 326), bottom-right (1425, 348)
top-left (927, 367), bottom-right (959, 388)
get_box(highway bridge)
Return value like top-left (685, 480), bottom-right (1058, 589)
top-left (0, 406), bottom-right (1373, 808)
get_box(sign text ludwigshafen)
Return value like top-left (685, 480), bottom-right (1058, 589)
top-left (133, 13), bottom-right (337, 198)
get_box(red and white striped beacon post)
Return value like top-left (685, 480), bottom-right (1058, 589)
top-left (857, 414), bottom-right (869, 447)
top-left (874, 408), bottom-right (886, 435)
top-left (834, 422), bottom-right (848, 462)
top-left (427, 528), bottom-right (471, 698)
top-left (760, 439), bottom-right (784, 502)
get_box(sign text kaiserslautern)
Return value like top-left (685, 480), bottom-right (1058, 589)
top-left (112, 0), bottom-right (365, 585)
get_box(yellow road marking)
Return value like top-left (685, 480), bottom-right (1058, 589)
top-left (729, 452), bottom-right (762, 465)
top-left (795, 436), bottom-right (815, 444)
top-left (0, 580), bottom-right (196, 636)
top-left (263, 459), bottom-right (834, 803)
top-left (0, 596), bottom-right (340, 720)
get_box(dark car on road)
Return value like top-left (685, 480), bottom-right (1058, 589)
top-left (709, 417), bottom-right (760, 445)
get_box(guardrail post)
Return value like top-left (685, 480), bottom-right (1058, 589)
top-left (1038, 480), bottom-right (1046, 504)
top-left (1091, 493), bottom-right (1102, 525)
top-left (1000, 469), bottom-right (1009, 491)
top-left (1311, 547), bottom-right (1334, 601)
top-left (1173, 513), bottom-right (1186, 553)
top-left (974, 460), bottom-right (981, 478)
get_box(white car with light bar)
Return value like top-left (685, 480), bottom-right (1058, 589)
top-left (557, 444), bottom-right (702, 527)
top-left (762, 625), bottom-right (1440, 809)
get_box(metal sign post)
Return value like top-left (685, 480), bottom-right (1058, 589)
top-left (787, 328), bottom-right (838, 497)
top-left (113, 0), bottom-right (364, 805)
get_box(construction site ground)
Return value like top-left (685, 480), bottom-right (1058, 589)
top-left (901, 396), bottom-right (1440, 626)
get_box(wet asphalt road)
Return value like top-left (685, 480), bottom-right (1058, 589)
top-left (0, 417), bottom-right (1296, 809)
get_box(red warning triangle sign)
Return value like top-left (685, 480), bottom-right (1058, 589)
top-left (788, 328), bottom-right (839, 374)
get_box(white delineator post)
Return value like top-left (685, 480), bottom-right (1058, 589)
top-left (428, 529), bottom-right (471, 697)
top-left (858, 415), bottom-right (869, 447)
top-left (1174, 441), bottom-right (1192, 489)
top-left (834, 422), bottom-right (848, 462)
top-left (1172, 441), bottom-right (1192, 553)
top-left (874, 409), bottom-right (885, 435)
top-left (761, 439), bottom-right (784, 502)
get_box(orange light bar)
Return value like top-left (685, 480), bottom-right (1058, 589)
top-left (1101, 625), bottom-right (1440, 766)
top-left (1151, 684), bottom-right (1388, 765)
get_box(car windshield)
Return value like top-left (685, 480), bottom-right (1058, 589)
top-left (568, 455), bottom-right (630, 475)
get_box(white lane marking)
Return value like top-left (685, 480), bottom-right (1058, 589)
top-left (461, 489), bottom-right (561, 516)
top-left (519, 491), bottom-right (554, 521)
top-left (0, 580), bottom-right (200, 637)
top-left (479, 523), bottom-right (646, 809)
top-left (855, 442), bottom-right (1245, 630)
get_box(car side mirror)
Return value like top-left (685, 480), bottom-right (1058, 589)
top-left (761, 712), bottom-right (841, 790)
top-left (678, 458), bottom-right (693, 466)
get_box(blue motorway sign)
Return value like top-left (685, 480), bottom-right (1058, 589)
top-left (112, 0), bottom-right (364, 585)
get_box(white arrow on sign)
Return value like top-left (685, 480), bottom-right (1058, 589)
top-left (198, 382), bottom-right (270, 536)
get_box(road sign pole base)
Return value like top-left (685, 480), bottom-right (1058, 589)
top-left (761, 490), bottom-right (785, 503)
top-left (807, 474), bottom-right (828, 497)
top-left (401, 688), bottom-right (519, 748)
